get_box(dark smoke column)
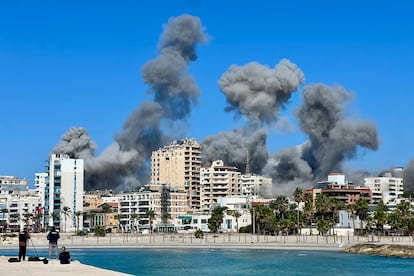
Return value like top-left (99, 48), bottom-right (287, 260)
top-left (297, 84), bottom-right (379, 180)
top-left (201, 59), bottom-right (304, 173)
top-left (53, 14), bottom-right (208, 191)
top-left (141, 14), bottom-right (208, 121)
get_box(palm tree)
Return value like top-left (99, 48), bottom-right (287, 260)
top-left (75, 211), bottom-right (82, 232)
top-left (373, 201), bottom-right (388, 234)
top-left (61, 206), bottom-right (72, 232)
top-left (130, 213), bottom-right (138, 232)
top-left (114, 214), bottom-right (122, 232)
top-left (303, 193), bottom-right (315, 234)
top-left (270, 195), bottom-right (289, 220)
top-left (233, 211), bottom-right (242, 232)
top-left (293, 187), bottom-right (303, 234)
top-left (101, 203), bottom-right (113, 231)
top-left (355, 198), bottom-right (369, 234)
top-left (146, 209), bottom-right (155, 234)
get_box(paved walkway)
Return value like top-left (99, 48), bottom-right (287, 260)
top-left (0, 257), bottom-right (132, 276)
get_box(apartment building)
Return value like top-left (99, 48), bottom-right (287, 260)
top-left (305, 173), bottom-right (371, 204)
top-left (200, 160), bottom-right (241, 209)
top-left (118, 188), bottom-right (187, 232)
top-left (240, 174), bottom-right (272, 198)
top-left (0, 175), bottom-right (29, 196)
top-left (364, 170), bottom-right (404, 204)
top-left (45, 153), bottom-right (84, 232)
top-left (151, 138), bottom-right (201, 209)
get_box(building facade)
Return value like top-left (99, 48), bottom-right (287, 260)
top-left (200, 160), bottom-right (241, 209)
top-left (364, 171), bottom-right (404, 204)
top-left (45, 154), bottom-right (84, 232)
top-left (151, 138), bottom-right (201, 209)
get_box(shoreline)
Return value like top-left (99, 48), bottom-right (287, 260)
top-left (1, 232), bottom-right (412, 251)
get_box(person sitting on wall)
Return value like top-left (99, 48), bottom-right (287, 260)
top-left (58, 246), bottom-right (71, 264)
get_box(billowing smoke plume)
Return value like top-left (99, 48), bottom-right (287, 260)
top-left (297, 84), bottom-right (379, 179)
top-left (52, 14), bottom-right (208, 191)
top-left (201, 59), bottom-right (304, 174)
top-left (404, 158), bottom-right (414, 192)
top-left (201, 128), bottom-right (268, 173)
top-left (141, 14), bottom-right (207, 121)
top-left (218, 59), bottom-right (304, 127)
top-left (264, 84), bottom-right (379, 195)
top-left (263, 146), bottom-right (313, 195)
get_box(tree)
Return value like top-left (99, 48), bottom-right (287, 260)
top-left (354, 198), bottom-right (369, 234)
top-left (101, 203), bottom-right (113, 231)
top-left (61, 206), bottom-right (72, 232)
top-left (293, 187), bottom-right (303, 234)
top-left (114, 214), bottom-right (122, 232)
top-left (231, 210), bottom-right (242, 233)
top-left (373, 201), bottom-right (388, 233)
top-left (270, 195), bottom-right (289, 220)
top-left (253, 205), bottom-right (276, 235)
top-left (130, 213), bottom-right (138, 232)
top-left (75, 211), bottom-right (82, 232)
top-left (303, 193), bottom-right (315, 234)
top-left (208, 206), bottom-right (227, 233)
top-left (146, 209), bottom-right (156, 234)
top-left (161, 212), bottom-right (171, 225)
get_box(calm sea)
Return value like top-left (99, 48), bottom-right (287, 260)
top-left (1, 247), bottom-right (413, 275)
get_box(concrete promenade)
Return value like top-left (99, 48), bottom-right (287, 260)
top-left (1, 232), bottom-right (413, 250)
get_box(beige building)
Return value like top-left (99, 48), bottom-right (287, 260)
top-left (200, 160), bottom-right (241, 209)
top-left (151, 138), bottom-right (201, 209)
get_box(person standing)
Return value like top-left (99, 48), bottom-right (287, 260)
top-left (18, 228), bottom-right (30, 261)
top-left (47, 226), bottom-right (60, 259)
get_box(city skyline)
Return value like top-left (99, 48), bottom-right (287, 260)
top-left (1, 1), bottom-right (414, 189)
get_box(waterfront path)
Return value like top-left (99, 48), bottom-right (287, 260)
top-left (1, 232), bottom-right (413, 250)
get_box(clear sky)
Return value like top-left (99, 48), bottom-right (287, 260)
top-left (1, 0), bottom-right (414, 187)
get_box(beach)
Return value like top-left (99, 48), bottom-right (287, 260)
top-left (1, 232), bottom-right (413, 275)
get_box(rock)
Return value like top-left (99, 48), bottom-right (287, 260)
top-left (343, 244), bottom-right (414, 258)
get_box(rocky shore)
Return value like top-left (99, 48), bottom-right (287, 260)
top-left (343, 243), bottom-right (414, 258)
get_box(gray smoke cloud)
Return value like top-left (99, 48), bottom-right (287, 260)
top-left (262, 146), bottom-right (313, 196)
top-left (201, 128), bottom-right (268, 173)
top-left (201, 58), bottom-right (304, 176)
top-left (297, 84), bottom-right (379, 180)
top-left (265, 84), bottom-right (379, 194)
top-left (218, 59), bottom-right (304, 127)
top-left (52, 14), bottom-right (208, 191)
top-left (404, 158), bottom-right (414, 192)
top-left (141, 14), bottom-right (208, 120)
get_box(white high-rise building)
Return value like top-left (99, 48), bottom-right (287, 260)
top-left (34, 172), bottom-right (47, 207)
top-left (45, 154), bottom-right (84, 232)
top-left (364, 171), bottom-right (404, 204)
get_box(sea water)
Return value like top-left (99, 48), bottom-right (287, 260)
top-left (1, 248), bottom-right (413, 275)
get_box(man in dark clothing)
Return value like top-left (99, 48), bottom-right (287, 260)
top-left (18, 228), bottom-right (30, 261)
top-left (47, 226), bottom-right (60, 259)
top-left (58, 246), bottom-right (71, 264)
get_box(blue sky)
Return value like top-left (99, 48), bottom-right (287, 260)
top-left (1, 0), bottom-right (413, 186)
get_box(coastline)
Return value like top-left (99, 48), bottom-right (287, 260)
top-left (1, 233), bottom-right (413, 275)
top-left (1, 232), bottom-right (412, 251)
